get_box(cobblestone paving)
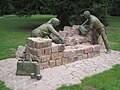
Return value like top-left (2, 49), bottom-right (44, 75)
top-left (0, 50), bottom-right (120, 90)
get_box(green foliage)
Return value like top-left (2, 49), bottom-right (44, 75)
top-left (107, 0), bottom-right (120, 16)
top-left (57, 64), bottom-right (120, 90)
top-left (1, 0), bottom-right (120, 24)
top-left (0, 80), bottom-right (10, 90)
top-left (11, 0), bottom-right (108, 28)
top-left (46, 0), bottom-right (108, 27)
top-left (14, 0), bottom-right (47, 16)
top-left (0, 0), bottom-right (14, 16)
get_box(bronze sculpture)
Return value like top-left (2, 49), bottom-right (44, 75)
top-left (82, 11), bottom-right (111, 53)
top-left (31, 18), bottom-right (64, 44)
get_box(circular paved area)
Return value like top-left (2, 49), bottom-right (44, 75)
top-left (0, 50), bottom-right (120, 90)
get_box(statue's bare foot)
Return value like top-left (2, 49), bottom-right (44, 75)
top-left (106, 49), bottom-right (111, 54)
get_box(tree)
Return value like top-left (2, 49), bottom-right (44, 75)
top-left (12, 0), bottom-right (108, 28)
top-left (107, 0), bottom-right (120, 16)
top-left (0, 0), bottom-right (14, 16)
top-left (47, 0), bottom-right (109, 27)
top-left (46, 0), bottom-right (96, 28)
top-left (12, 0), bottom-right (47, 16)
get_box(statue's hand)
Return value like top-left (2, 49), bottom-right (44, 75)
top-left (61, 40), bottom-right (64, 44)
top-left (60, 38), bottom-right (64, 44)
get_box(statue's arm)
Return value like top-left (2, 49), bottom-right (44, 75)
top-left (48, 25), bottom-right (64, 44)
top-left (82, 19), bottom-right (88, 26)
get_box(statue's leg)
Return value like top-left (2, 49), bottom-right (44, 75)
top-left (92, 29), bottom-right (100, 45)
top-left (93, 35), bottom-right (98, 45)
top-left (98, 28), bottom-right (111, 52)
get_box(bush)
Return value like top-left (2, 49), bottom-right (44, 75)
top-left (69, 3), bottom-right (108, 26)
top-left (107, 0), bottom-right (120, 16)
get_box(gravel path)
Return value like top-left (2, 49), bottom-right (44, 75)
top-left (0, 50), bottom-right (120, 90)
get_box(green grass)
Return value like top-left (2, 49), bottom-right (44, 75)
top-left (57, 64), bottom-right (120, 90)
top-left (0, 80), bottom-right (11, 90)
top-left (0, 14), bottom-right (55, 59)
top-left (107, 16), bottom-right (120, 51)
top-left (107, 16), bottom-right (120, 27)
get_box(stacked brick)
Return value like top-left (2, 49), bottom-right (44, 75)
top-left (59, 25), bottom-right (93, 46)
top-left (24, 37), bottom-right (100, 70)
top-left (25, 37), bottom-right (65, 69)
top-left (16, 25), bottom-right (102, 70)
top-left (64, 44), bottom-right (100, 63)
top-left (59, 25), bottom-right (104, 49)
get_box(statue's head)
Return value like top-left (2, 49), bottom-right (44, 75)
top-left (48, 18), bottom-right (60, 27)
top-left (83, 11), bottom-right (91, 19)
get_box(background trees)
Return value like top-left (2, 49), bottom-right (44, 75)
top-left (9, 0), bottom-right (109, 28)
top-left (43, 0), bottom-right (108, 28)
top-left (107, 0), bottom-right (120, 16)
top-left (0, 0), bottom-right (119, 28)
top-left (0, 0), bottom-right (14, 16)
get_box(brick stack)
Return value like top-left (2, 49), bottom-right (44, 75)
top-left (59, 25), bottom-right (93, 46)
top-left (25, 37), bottom-right (65, 69)
top-left (16, 25), bottom-right (103, 70)
top-left (24, 37), bottom-right (100, 70)
top-left (63, 44), bottom-right (100, 63)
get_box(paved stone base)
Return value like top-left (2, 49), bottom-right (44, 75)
top-left (0, 50), bottom-right (120, 90)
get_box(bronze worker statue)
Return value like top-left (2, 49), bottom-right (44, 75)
top-left (82, 11), bottom-right (111, 53)
top-left (31, 18), bottom-right (64, 44)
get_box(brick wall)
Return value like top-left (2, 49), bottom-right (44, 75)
top-left (23, 37), bottom-right (100, 70)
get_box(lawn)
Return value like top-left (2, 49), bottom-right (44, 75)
top-left (0, 15), bottom-right (55, 59)
top-left (107, 16), bottom-right (120, 51)
top-left (0, 81), bottom-right (10, 90)
top-left (57, 64), bottom-right (120, 90)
